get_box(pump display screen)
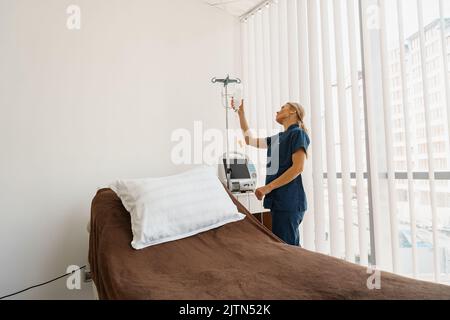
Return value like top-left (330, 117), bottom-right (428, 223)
top-left (223, 159), bottom-right (251, 179)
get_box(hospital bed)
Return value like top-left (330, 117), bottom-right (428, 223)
top-left (88, 188), bottom-right (450, 300)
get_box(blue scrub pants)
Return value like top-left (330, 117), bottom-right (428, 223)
top-left (271, 210), bottom-right (305, 247)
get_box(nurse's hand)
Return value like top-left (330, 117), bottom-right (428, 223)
top-left (232, 98), bottom-right (245, 116)
top-left (255, 185), bottom-right (273, 201)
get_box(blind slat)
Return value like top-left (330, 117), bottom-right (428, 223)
top-left (396, 0), bottom-right (418, 278)
top-left (379, 0), bottom-right (400, 273)
top-left (439, 0), bottom-right (450, 160)
top-left (262, 8), bottom-right (274, 134)
top-left (333, 0), bottom-right (354, 262)
top-left (346, 0), bottom-right (368, 266)
top-left (279, 0), bottom-right (290, 103)
top-left (361, 0), bottom-right (383, 267)
top-left (307, 0), bottom-right (326, 254)
top-left (417, 0), bottom-right (440, 283)
top-left (320, 0), bottom-right (340, 258)
top-left (287, 0), bottom-right (300, 101)
top-left (269, 3), bottom-right (281, 113)
top-left (247, 17), bottom-right (260, 173)
top-left (297, 0), bottom-right (315, 250)
top-left (255, 11), bottom-right (267, 181)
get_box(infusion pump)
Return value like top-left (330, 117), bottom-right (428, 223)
top-left (218, 152), bottom-right (258, 193)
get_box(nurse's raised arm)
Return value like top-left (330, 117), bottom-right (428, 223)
top-left (234, 99), bottom-right (268, 149)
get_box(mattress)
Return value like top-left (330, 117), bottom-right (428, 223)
top-left (88, 188), bottom-right (450, 300)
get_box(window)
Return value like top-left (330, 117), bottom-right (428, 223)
top-left (436, 192), bottom-right (450, 208)
top-left (432, 125), bottom-right (445, 137)
top-left (416, 113), bottom-right (425, 123)
top-left (435, 158), bottom-right (448, 169)
top-left (395, 132), bottom-right (404, 141)
top-left (242, 0), bottom-right (450, 285)
top-left (418, 143), bottom-right (428, 154)
top-left (416, 127), bottom-right (426, 138)
top-left (433, 142), bottom-right (446, 153)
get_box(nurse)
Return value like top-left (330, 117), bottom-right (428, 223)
top-left (235, 100), bottom-right (310, 247)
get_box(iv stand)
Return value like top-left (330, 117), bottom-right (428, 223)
top-left (211, 75), bottom-right (241, 190)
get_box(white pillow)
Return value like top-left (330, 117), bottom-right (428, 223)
top-left (109, 166), bottom-right (245, 250)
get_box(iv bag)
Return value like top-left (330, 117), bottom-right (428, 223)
top-left (221, 82), bottom-right (243, 111)
top-left (232, 87), bottom-right (242, 111)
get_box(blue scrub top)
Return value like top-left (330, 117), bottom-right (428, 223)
top-left (264, 124), bottom-right (310, 212)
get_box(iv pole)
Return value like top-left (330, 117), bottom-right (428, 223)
top-left (211, 75), bottom-right (241, 190)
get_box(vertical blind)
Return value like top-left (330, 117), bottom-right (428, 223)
top-left (240, 0), bottom-right (450, 284)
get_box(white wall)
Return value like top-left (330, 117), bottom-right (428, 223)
top-left (0, 0), bottom-right (240, 299)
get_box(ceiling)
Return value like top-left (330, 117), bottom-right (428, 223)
top-left (202, 0), bottom-right (263, 17)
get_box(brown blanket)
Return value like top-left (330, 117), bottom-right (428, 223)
top-left (88, 188), bottom-right (450, 300)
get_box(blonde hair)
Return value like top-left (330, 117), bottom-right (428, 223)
top-left (287, 102), bottom-right (308, 134)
